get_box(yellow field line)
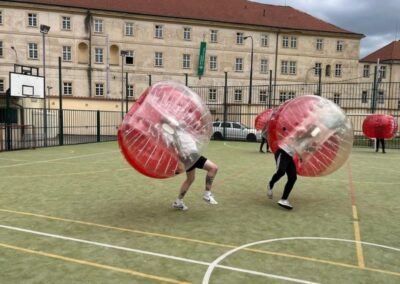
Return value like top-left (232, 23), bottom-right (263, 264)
top-left (0, 242), bottom-right (190, 284)
top-left (1, 208), bottom-right (399, 278)
top-left (347, 162), bottom-right (365, 268)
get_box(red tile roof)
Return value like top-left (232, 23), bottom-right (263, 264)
top-left (8, 0), bottom-right (363, 36)
top-left (360, 41), bottom-right (400, 63)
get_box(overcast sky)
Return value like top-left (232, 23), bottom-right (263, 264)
top-left (252, 0), bottom-right (400, 58)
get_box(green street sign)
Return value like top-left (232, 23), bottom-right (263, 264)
top-left (197, 41), bottom-right (207, 77)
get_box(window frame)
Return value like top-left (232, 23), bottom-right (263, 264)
top-left (361, 90), bottom-right (368, 104)
top-left (210, 30), bottom-right (218, 43)
top-left (0, 10), bottom-right (3, 25)
top-left (316, 38), bottom-right (323, 50)
top-left (182, 54), bottom-right (191, 69)
top-left (261, 34), bottom-right (268, 47)
top-left (183, 27), bottom-right (192, 41)
top-left (260, 59), bottom-right (268, 74)
top-left (209, 55), bottom-right (217, 71)
top-left (234, 89), bottom-right (242, 102)
top-left (154, 52), bottom-right (163, 67)
top-left (336, 40), bottom-right (344, 52)
top-left (0, 79), bottom-right (4, 92)
top-left (27, 13), bottom-right (37, 27)
top-left (94, 48), bottom-right (103, 64)
top-left (125, 22), bottom-right (134, 36)
top-left (0, 40), bottom-right (3, 57)
top-left (127, 84), bottom-right (135, 97)
top-left (236, 32), bottom-right (244, 45)
top-left (62, 46), bottom-right (72, 62)
top-left (62, 16), bottom-right (71, 31)
top-left (95, 83), bottom-right (104, 96)
top-left (94, 19), bottom-right (103, 33)
top-left (208, 88), bottom-right (217, 102)
top-left (363, 65), bottom-right (370, 78)
top-left (154, 24), bottom-right (163, 39)
top-left (125, 50), bottom-right (134, 65)
top-left (28, 42), bottom-right (38, 59)
top-left (235, 57), bottom-right (243, 72)
top-left (335, 64), bottom-right (342, 77)
top-left (63, 82), bottom-right (73, 96)
top-left (259, 90), bottom-right (267, 103)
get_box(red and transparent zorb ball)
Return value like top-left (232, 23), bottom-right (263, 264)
top-left (362, 114), bottom-right (398, 139)
top-left (268, 95), bottom-right (353, 177)
top-left (118, 81), bottom-right (212, 179)
top-left (255, 108), bottom-right (274, 130)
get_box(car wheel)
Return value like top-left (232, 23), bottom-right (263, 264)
top-left (213, 132), bottom-right (223, 140)
top-left (246, 133), bottom-right (257, 142)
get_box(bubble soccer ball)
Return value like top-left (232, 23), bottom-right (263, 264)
top-left (118, 81), bottom-right (212, 179)
top-left (255, 108), bottom-right (274, 131)
top-left (268, 95), bottom-right (353, 177)
top-left (362, 114), bottom-right (398, 139)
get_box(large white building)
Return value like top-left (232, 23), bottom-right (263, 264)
top-left (0, 0), bottom-right (364, 110)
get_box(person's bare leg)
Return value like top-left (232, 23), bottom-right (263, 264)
top-left (202, 160), bottom-right (218, 204)
top-left (172, 170), bottom-right (195, 210)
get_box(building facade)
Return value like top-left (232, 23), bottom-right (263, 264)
top-left (0, 0), bottom-right (364, 111)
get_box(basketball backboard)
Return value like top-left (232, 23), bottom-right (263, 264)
top-left (10, 72), bottom-right (44, 98)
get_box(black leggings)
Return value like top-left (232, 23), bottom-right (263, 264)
top-left (376, 139), bottom-right (385, 153)
top-left (260, 137), bottom-right (269, 152)
top-left (269, 149), bottom-right (297, 199)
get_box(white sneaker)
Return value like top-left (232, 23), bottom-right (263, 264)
top-left (278, 199), bottom-right (293, 210)
top-left (172, 199), bottom-right (188, 211)
top-left (203, 192), bottom-right (218, 205)
top-left (267, 184), bottom-right (273, 199)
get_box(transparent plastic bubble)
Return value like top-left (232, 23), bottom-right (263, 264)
top-left (255, 108), bottom-right (274, 130)
top-left (362, 114), bottom-right (398, 139)
top-left (268, 95), bottom-right (353, 177)
top-left (118, 81), bottom-right (212, 179)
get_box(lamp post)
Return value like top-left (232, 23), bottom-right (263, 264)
top-left (11, 46), bottom-right (19, 63)
top-left (47, 86), bottom-right (52, 110)
top-left (120, 50), bottom-right (128, 120)
top-left (40, 24), bottom-right (50, 147)
top-left (244, 35), bottom-right (254, 104)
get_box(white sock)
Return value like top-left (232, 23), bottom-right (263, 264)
top-left (204, 191), bottom-right (211, 196)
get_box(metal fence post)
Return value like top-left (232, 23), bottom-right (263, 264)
top-left (223, 72), bottom-right (228, 139)
top-left (96, 110), bottom-right (101, 142)
top-left (58, 57), bottom-right (64, 145)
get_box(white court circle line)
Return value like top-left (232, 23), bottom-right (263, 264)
top-left (202, 236), bottom-right (400, 284)
top-left (0, 224), bottom-right (317, 283)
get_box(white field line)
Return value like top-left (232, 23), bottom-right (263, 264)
top-left (0, 224), bottom-right (317, 284)
top-left (0, 151), bottom-right (119, 169)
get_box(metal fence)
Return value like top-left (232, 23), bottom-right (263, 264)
top-left (1, 81), bottom-right (400, 151)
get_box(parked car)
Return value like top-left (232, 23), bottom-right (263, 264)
top-left (212, 121), bottom-right (261, 142)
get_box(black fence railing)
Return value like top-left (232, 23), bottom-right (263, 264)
top-left (1, 81), bottom-right (399, 151)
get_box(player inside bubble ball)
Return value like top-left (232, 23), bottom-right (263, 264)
top-left (160, 115), bottom-right (218, 211)
top-left (266, 124), bottom-right (321, 210)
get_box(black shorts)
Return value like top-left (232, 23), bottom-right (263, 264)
top-left (186, 156), bottom-right (207, 172)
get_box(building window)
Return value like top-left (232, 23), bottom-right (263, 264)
top-left (209, 55), bottom-right (217, 71)
top-left (259, 90), bottom-right (267, 103)
top-left (260, 59), bottom-right (268, 74)
top-left (290, 37), bottom-right (297, 48)
top-left (208, 88), bottom-right (217, 102)
top-left (325, 65), bottom-right (331, 77)
top-left (315, 63), bottom-right (322, 76)
top-left (377, 90), bottom-right (384, 104)
top-left (316, 39), bottom-right (323, 50)
top-left (95, 48), bottom-right (103, 63)
top-left (333, 93), bottom-right (341, 105)
top-left (282, 36), bottom-right (289, 48)
top-left (279, 91), bottom-right (295, 102)
top-left (28, 43), bottom-right (38, 59)
top-left (234, 89), bottom-right (242, 102)
top-left (235, 58), bottom-right (243, 72)
top-left (261, 34), bottom-right (268, 47)
top-left (62, 16), bottom-right (71, 30)
top-left (363, 65), bottom-right (370, 78)
top-left (0, 79), bottom-right (4, 92)
top-left (125, 22), bottom-right (134, 36)
top-left (62, 46), bottom-right (72, 61)
top-left (155, 25), bottom-right (163, 39)
top-left (0, 11), bottom-right (3, 25)
top-left (183, 27), bottom-right (191, 41)
top-left (335, 64), bottom-right (342, 77)
top-left (281, 61), bottom-right (297, 75)
top-left (361, 90), bottom-right (368, 104)
top-left (0, 41), bottom-right (3, 57)
top-left (236, 32), bottom-right (244, 45)
top-left (154, 52), bottom-right (163, 67)
top-left (94, 19), bottom-right (103, 33)
top-left (289, 61), bottom-right (297, 75)
top-left (127, 85), bottom-right (134, 97)
top-left (182, 54), bottom-right (191, 69)
top-left (336, 40), bottom-right (344, 52)
top-left (95, 83), bottom-right (104, 96)
top-left (125, 50), bottom-right (134, 65)
top-left (28, 13), bottom-right (37, 27)
top-left (379, 66), bottom-right (387, 79)
top-left (210, 30), bottom-right (218, 43)
top-left (63, 82), bottom-right (72, 95)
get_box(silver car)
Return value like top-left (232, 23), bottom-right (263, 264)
top-left (212, 121), bottom-right (261, 142)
